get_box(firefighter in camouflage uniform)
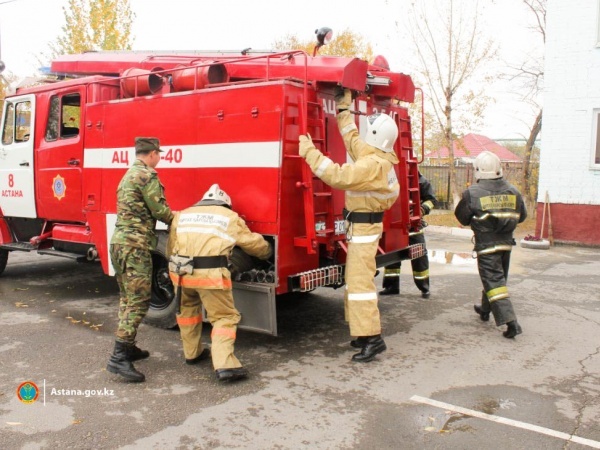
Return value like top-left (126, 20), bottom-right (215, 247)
top-left (454, 151), bottom-right (527, 339)
top-left (380, 172), bottom-right (436, 298)
top-left (107, 137), bottom-right (174, 382)
top-left (299, 88), bottom-right (399, 363)
top-left (167, 184), bottom-right (272, 382)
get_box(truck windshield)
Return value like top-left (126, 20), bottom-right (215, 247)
top-left (1, 101), bottom-right (30, 144)
top-left (1, 102), bottom-right (14, 145)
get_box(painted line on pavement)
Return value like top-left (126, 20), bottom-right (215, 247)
top-left (410, 395), bottom-right (600, 449)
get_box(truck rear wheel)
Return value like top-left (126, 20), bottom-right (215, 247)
top-left (143, 237), bottom-right (259, 329)
top-left (144, 234), bottom-right (178, 329)
top-left (0, 249), bottom-right (8, 276)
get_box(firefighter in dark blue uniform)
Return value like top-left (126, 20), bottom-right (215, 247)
top-left (380, 172), bottom-right (436, 298)
top-left (454, 151), bottom-right (527, 338)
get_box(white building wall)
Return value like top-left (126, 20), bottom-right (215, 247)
top-left (541, 0), bottom-right (600, 204)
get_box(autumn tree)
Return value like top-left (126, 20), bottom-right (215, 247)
top-left (508, 0), bottom-right (545, 210)
top-left (407, 0), bottom-right (497, 207)
top-left (272, 28), bottom-right (374, 62)
top-left (49, 0), bottom-right (134, 56)
top-left (0, 70), bottom-right (17, 111)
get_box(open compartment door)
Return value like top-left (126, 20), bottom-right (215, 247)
top-left (203, 282), bottom-right (277, 336)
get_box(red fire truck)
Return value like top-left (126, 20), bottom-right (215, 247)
top-left (0, 40), bottom-right (423, 335)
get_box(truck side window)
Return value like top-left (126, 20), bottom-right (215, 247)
top-left (45, 93), bottom-right (81, 141)
top-left (46, 96), bottom-right (60, 141)
top-left (15, 101), bottom-right (31, 142)
top-left (61, 93), bottom-right (80, 138)
top-left (1, 102), bottom-right (14, 145)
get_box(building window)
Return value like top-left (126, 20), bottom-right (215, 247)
top-left (597, 0), bottom-right (600, 46)
top-left (593, 109), bottom-right (600, 167)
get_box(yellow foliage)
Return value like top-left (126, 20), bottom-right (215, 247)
top-left (272, 28), bottom-right (374, 62)
top-left (50, 0), bottom-right (134, 56)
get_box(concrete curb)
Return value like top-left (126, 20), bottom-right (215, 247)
top-left (426, 225), bottom-right (473, 238)
top-left (520, 238), bottom-right (551, 250)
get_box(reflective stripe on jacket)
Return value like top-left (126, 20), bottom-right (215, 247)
top-left (454, 179), bottom-right (527, 252)
top-left (167, 204), bottom-right (271, 290)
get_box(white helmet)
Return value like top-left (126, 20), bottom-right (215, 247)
top-left (365, 113), bottom-right (398, 153)
top-left (474, 151), bottom-right (502, 180)
top-left (201, 183), bottom-right (232, 207)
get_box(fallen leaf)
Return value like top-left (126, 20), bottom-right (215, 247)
top-left (72, 419), bottom-right (82, 425)
top-left (6, 422), bottom-right (22, 426)
top-left (424, 426), bottom-right (437, 432)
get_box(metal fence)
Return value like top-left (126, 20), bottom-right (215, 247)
top-left (419, 162), bottom-right (539, 210)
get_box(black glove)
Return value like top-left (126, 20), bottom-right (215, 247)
top-left (420, 204), bottom-right (430, 216)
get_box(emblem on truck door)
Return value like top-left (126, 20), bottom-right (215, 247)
top-left (52, 174), bottom-right (66, 200)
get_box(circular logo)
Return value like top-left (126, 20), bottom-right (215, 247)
top-left (52, 174), bottom-right (66, 200)
top-left (17, 381), bottom-right (39, 404)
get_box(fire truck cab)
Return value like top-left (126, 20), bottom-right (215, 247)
top-left (0, 46), bottom-right (423, 335)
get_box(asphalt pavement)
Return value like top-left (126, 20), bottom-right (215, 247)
top-left (1, 228), bottom-right (599, 449)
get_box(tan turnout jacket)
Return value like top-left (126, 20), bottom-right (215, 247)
top-left (167, 204), bottom-right (271, 290)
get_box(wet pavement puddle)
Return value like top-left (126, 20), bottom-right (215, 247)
top-left (428, 250), bottom-right (477, 266)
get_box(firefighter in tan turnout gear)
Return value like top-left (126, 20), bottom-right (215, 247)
top-left (299, 88), bottom-right (399, 363)
top-left (167, 184), bottom-right (272, 382)
top-left (454, 151), bottom-right (527, 339)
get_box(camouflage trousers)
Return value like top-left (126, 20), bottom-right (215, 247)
top-left (110, 244), bottom-right (153, 344)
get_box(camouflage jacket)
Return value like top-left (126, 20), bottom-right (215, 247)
top-left (110, 159), bottom-right (173, 249)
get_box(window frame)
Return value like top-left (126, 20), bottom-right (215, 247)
top-left (597, 0), bottom-right (600, 47)
top-left (591, 108), bottom-right (600, 169)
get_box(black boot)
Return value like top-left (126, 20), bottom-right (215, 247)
top-left (474, 305), bottom-right (490, 322)
top-left (379, 286), bottom-right (399, 296)
top-left (126, 342), bottom-right (150, 362)
top-left (350, 336), bottom-right (367, 348)
top-left (503, 320), bottom-right (523, 338)
top-left (215, 367), bottom-right (248, 382)
top-left (416, 280), bottom-right (430, 299)
top-left (352, 335), bottom-right (387, 362)
top-left (185, 348), bottom-right (211, 365)
top-left (107, 341), bottom-right (145, 382)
